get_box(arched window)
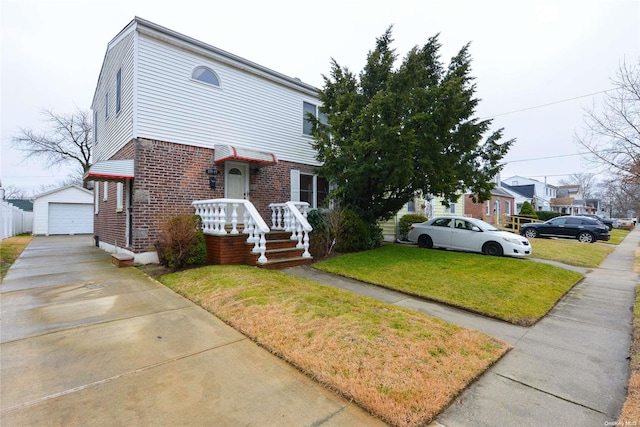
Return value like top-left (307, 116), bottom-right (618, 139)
top-left (192, 66), bottom-right (220, 87)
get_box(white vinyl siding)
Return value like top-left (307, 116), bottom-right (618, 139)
top-left (135, 34), bottom-right (320, 166)
top-left (91, 31), bottom-right (135, 162)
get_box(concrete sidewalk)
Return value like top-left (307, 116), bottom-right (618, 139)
top-left (0, 235), bottom-right (383, 426)
top-left (286, 230), bottom-right (640, 426)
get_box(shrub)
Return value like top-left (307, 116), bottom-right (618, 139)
top-left (536, 211), bottom-right (564, 221)
top-left (519, 201), bottom-right (538, 219)
top-left (156, 214), bottom-right (206, 270)
top-left (336, 209), bottom-right (382, 253)
top-left (398, 214), bottom-right (428, 241)
top-left (308, 209), bottom-right (344, 258)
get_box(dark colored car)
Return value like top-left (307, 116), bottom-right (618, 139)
top-left (575, 214), bottom-right (617, 230)
top-left (520, 216), bottom-right (611, 243)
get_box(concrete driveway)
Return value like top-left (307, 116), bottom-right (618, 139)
top-left (0, 236), bottom-right (383, 426)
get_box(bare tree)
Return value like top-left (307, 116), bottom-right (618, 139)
top-left (11, 109), bottom-right (93, 188)
top-left (557, 173), bottom-right (597, 199)
top-left (576, 59), bottom-right (640, 184)
top-left (595, 177), bottom-right (640, 218)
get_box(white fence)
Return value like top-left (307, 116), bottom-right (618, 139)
top-left (1, 201), bottom-right (33, 240)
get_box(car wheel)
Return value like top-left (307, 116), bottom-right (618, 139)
top-left (523, 228), bottom-right (538, 238)
top-left (577, 231), bottom-right (595, 243)
top-left (417, 234), bottom-right (433, 249)
top-left (482, 241), bottom-right (504, 256)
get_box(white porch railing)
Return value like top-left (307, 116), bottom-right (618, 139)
top-left (192, 198), bottom-right (270, 263)
top-left (269, 201), bottom-right (312, 258)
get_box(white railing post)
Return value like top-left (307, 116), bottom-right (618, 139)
top-left (193, 198), bottom-right (271, 263)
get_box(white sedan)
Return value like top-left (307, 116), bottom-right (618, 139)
top-left (407, 216), bottom-right (532, 257)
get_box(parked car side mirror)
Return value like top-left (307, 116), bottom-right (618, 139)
top-left (472, 226), bottom-right (481, 232)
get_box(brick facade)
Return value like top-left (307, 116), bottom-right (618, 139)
top-left (464, 194), bottom-right (515, 226)
top-left (94, 138), bottom-right (316, 255)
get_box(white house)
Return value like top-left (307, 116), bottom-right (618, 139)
top-left (85, 17), bottom-right (324, 265)
top-left (32, 185), bottom-right (93, 235)
top-left (501, 175), bottom-right (557, 211)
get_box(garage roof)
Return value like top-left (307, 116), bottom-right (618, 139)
top-left (84, 159), bottom-right (134, 181)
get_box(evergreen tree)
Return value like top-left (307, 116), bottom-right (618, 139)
top-left (310, 27), bottom-right (514, 225)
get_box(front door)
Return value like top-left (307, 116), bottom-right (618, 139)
top-left (225, 162), bottom-right (249, 222)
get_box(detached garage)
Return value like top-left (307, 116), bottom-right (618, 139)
top-left (32, 185), bottom-right (94, 235)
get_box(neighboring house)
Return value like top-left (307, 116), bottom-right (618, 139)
top-left (85, 17), bottom-right (325, 264)
top-left (464, 186), bottom-right (515, 226)
top-left (7, 199), bottom-right (34, 212)
top-left (501, 176), bottom-right (557, 211)
top-left (500, 183), bottom-right (535, 213)
top-left (550, 185), bottom-right (595, 215)
top-left (32, 185), bottom-right (93, 235)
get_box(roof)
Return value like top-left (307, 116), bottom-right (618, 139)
top-left (83, 159), bottom-right (135, 182)
top-left (6, 199), bottom-right (34, 211)
top-left (490, 186), bottom-right (513, 197)
top-left (501, 183), bottom-right (535, 198)
top-left (95, 17), bottom-right (318, 107)
top-left (33, 184), bottom-right (93, 199)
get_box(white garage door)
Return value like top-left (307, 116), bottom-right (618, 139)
top-left (48, 203), bottom-right (94, 235)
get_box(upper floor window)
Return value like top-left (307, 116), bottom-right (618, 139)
top-left (116, 68), bottom-right (122, 113)
top-left (93, 111), bottom-right (98, 144)
top-left (192, 66), bottom-right (220, 87)
top-left (303, 102), bottom-right (316, 135)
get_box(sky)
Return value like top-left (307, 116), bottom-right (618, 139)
top-left (1, 0), bottom-right (639, 195)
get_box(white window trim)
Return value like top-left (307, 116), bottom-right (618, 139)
top-left (116, 68), bottom-right (122, 114)
top-left (103, 182), bottom-right (108, 201)
top-left (94, 183), bottom-right (99, 214)
top-left (485, 201), bottom-right (490, 215)
top-left (116, 182), bottom-right (124, 212)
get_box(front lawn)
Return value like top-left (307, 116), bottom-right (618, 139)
top-left (610, 228), bottom-right (631, 245)
top-left (528, 237), bottom-right (614, 268)
top-left (313, 244), bottom-right (583, 326)
top-left (160, 266), bottom-right (509, 427)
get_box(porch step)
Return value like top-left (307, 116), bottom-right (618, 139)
top-left (257, 256), bottom-right (313, 270)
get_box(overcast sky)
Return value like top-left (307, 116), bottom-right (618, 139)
top-left (2, 0), bottom-right (639, 194)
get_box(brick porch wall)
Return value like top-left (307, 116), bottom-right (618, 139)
top-left (94, 138), bottom-right (317, 255)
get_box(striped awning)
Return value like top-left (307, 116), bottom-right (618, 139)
top-left (83, 159), bottom-right (134, 182)
top-left (214, 145), bottom-right (277, 165)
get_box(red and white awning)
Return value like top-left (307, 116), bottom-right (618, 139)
top-left (83, 159), bottom-right (134, 182)
top-left (214, 145), bottom-right (277, 165)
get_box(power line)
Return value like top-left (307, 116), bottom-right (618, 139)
top-left (481, 89), bottom-right (613, 120)
top-left (501, 152), bottom-right (590, 164)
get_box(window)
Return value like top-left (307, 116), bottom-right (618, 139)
top-left (445, 201), bottom-right (456, 214)
top-left (93, 111), bottom-right (98, 144)
top-left (192, 66), bottom-right (220, 86)
top-left (505, 200), bottom-right (511, 215)
top-left (486, 201), bottom-right (491, 215)
top-left (303, 102), bottom-right (316, 135)
top-left (116, 182), bottom-right (123, 212)
top-left (407, 199), bottom-right (416, 214)
top-left (94, 183), bottom-right (99, 214)
top-left (290, 170), bottom-right (329, 208)
top-left (433, 218), bottom-right (452, 227)
top-left (105, 92), bottom-right (109, 118)
top-left (103, 182), bottom-right (108, 201)
top-left (116, 68), bottom-right (122, 113)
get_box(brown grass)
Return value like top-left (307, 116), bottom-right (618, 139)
top-left (0, 235), bottom-right (32, 281)
top-left (160, 266), bottom-right (510, 426)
